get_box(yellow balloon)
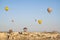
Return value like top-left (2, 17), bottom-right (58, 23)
top-left (5, 6), bottom-right (8, 11)
top-left (38, 20), bottom-right (42, 24)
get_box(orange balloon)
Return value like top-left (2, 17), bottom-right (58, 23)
top-left (47, 8), bottom-right (52, 13)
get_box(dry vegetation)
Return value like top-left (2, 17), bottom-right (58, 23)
top-left (0, 32), bottom-right (60, 40)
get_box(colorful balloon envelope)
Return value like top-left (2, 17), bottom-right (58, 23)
top-left (5, 6), bottom-right (8, 11)
top-left (38, 20), bottom-right (42, 24)
top-left (47, 7), bottom-right (52, 13)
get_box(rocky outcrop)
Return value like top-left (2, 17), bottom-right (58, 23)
top-left (0, 32), bottom-right (60, 40)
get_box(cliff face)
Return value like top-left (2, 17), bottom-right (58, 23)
top-left (0, 32), bottom-right (60, 40)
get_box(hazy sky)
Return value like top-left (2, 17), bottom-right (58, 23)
top-left (0, 0), bottom-right (60, 32)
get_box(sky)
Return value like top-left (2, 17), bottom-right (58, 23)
top-left (0, 0), bottom-right (60, 32)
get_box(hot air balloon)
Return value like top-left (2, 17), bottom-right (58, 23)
top-left (35, 19), bottom-right (37, 22)
top-left (5, 6), bottom-right (8, 11)
top-left (11, 20), bottom-right (14, 22)
top-left (23, 27), bottom-right (28, 32)
top-left (9, 29), bottom-right (13, 33)
top-left (47, 7), bottom-right (52, 13)
top-left (38, 20), bottom-right (42, 24)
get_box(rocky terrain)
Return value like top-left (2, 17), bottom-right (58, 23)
top-left (0, 32), bottom-right (60, 40)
